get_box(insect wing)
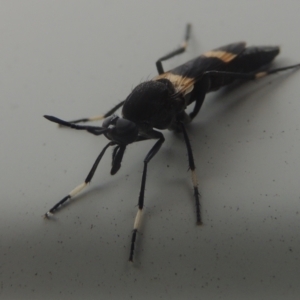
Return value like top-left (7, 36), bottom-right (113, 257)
top-left (154, 42), bottom-right (246, 95)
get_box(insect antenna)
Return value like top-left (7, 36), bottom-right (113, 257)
top-left (44, 115), bottom-right (110, 136)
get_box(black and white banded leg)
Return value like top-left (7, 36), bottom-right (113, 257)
top-left (202, 63), bottom-right (300, 82)
top-left (129, 131), bottom-right (165, 262)
top-left (44, 115), bottom-right (115, 216)
top-left (187, 63), bottom-right (300, 123)
top-left (156, 23), bottom-right (191, 74)
top-left (180, 122), bottom-right (201, 225)
top-left (44, 141), bottom-right (112, 218)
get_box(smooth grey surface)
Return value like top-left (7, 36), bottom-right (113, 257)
top-left (1, 1), bottom-right (300, 299)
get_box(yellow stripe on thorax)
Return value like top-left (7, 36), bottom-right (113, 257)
top-left (154, 73), bottom-right (195, 95)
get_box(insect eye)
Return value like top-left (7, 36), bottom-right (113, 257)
top-left (115, 118), bottom-right (136, 133)
top-left (103, 116), bottom-right (138, 144)
top-left (102, 115), bottom-right (119, 128)
top-left (112, 118), bottom-right (138, 144)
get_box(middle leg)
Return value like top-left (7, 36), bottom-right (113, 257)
top-left (180, 122), bottom-right (201, 225)
top-left (129, 130), bottom-right (165, 262)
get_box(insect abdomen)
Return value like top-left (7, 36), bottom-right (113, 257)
top-left (230, 46), bottom-right (280, 73)
top-left (207, 46), bottom-right (280, 91)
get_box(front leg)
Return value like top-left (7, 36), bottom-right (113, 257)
top-left (44, 142), bottom-right (112, 217)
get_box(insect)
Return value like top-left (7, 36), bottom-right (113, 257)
top-left (44, 24), bottom-right (300, 262)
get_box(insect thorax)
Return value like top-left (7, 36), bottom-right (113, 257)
top-left (122, 79), bottom-right (186, 130)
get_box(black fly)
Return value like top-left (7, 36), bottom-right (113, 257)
top-left (44, 24), bottom-right (300, 262)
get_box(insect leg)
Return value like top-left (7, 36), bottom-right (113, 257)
top-left (60, 100), bottom-right (125, 125)
top-left (254, 63), bottom-right (300, 78)
top-left (188, 76), bottom-right (210, 120)
top-left (156, 24), bottom-right (191, 75)
top-left (179, 122), bottom-right (201, 225)
top-left (203, 62), bottom-right (300, 81)
top-left (44, 142), bottom-right (112, 217)
top-left (129, 131), bottom-right (165, 262)
top-left (111, 145), bottom-right (126, 175)
top-left (187, 63), bottom-right (300, 121)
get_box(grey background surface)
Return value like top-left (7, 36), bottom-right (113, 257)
top-left (1, 1), bottom-right (300, 299)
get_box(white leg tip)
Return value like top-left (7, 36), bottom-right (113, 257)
top-left (44, 212), bottom-right (53, 218)
top-left (133, 209), bottom-right (143, 230)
